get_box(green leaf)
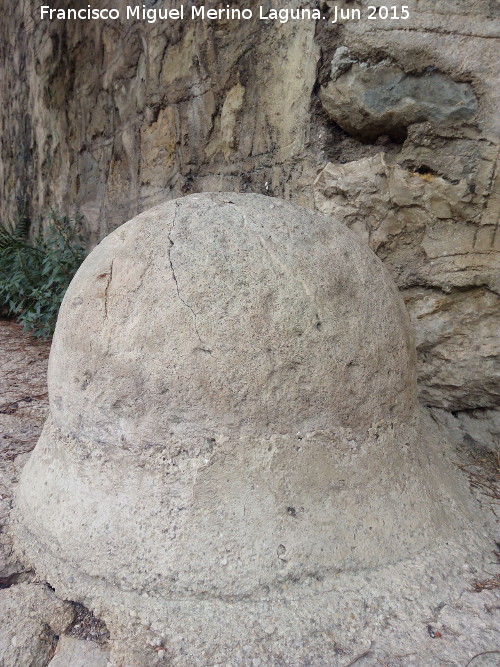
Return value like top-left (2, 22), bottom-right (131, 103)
top-left (0, 211), bottom-right (87, 339)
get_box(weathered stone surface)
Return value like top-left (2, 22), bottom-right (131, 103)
top-left (405, 287), bottom-right (500, 409)
top-left (48, 636), bottom-right (109, 667)
top-left (0, 2), bottom-right (319, 241)
top-left (0, 331), bottom-right (497, 667)
top-left (314, 154), bottom-right (500, 410)
top-left (13, 194), bottom-right (492, 664)
top-left (48, 194), bottom-right (420, 446)
top-left (314, 1), bottom-right (500, 421)
top-left (3, 0), bottom-right (500, 633)
top-left (0, 322), bottom-right (51, 583)
top-left (0, 584), bottom-right (73, 667)
top-left (320, 61), bottom-right (478, 142)
top-left (0, 1), bottom-right (498, 418)
top-left (430, 407), bottom-right (500, 453)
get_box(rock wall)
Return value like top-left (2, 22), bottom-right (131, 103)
top-left (0, 0), bottom-right (498, 430)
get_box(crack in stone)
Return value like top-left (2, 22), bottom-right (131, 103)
top-left (167, 202), bottom-right (212, 353)
top-left (103, 260), bottom-right (114, 320)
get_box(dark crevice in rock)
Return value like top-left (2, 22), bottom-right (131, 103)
top-left (0, 569), bottom-right (35, 590)
top-left (66, 602), bottom-right (110, 643)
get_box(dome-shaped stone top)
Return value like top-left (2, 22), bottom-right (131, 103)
top-left (16, 195), bottom-right (480, 658)
top-left (49, 193), bottom-right (416, 447)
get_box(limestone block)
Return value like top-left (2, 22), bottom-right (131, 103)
top-left (405, 287), bottom-right (500, 409)
top-left (320, 63), bottom-right (478, 141)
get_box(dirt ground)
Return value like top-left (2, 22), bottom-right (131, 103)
top-left (0, 318), bottom-right (50, 440)
top-left (0, 319), bottom-right (50, 584)
top-left (0, 318), bottom-right (110, 666)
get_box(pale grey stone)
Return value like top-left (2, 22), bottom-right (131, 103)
top-left (12, 194), bottom-right (493, 665)
top-left (330, 46), bottom-right (356, 80)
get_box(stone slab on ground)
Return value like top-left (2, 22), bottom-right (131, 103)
top-left (0, 583), bottom-right (74, 667)
top-left (49, 635), bottom-right (110, 667)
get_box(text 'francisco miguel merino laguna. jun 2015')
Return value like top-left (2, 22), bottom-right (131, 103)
top-left (39, 4), bottom-right (412, 24)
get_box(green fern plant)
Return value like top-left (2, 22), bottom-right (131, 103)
top-left (0, 211), bottom-right (87, 339)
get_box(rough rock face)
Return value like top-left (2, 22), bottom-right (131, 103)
top-left (0, 1), bottom-right (498, 426)
top-left (13, 194), bottom-right (492, 664)
top-left (0, 583), bottom-right (74, 667)
top-left (48, 636), bottom-right (109, 667)
top-left (430, 406), bottom-right (500, 453)
top-left (0, 1), bottom-right (320, 240)
top-left (319, 64), bottom-right (478, 141)
top-left (314, 154), bottom-right (500, 410)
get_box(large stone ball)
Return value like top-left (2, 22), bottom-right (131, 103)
top-left (14, 194), bottom-right (480, 661)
